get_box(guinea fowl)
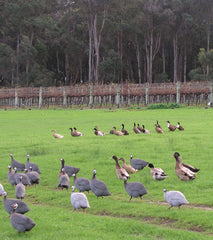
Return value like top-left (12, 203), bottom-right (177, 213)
top-left (90, 169), bottom-right (111, 198)
top-left (3, 192), bottom-right (30, 214)
top-left (133, 123), bottom-right (141, 134)
top-left (123, 177), bottom-right (148, 202)
top-left (25, 154), bottom-right (41, 174)
top-left (129, 155), bottom-right (149, 170)
top-left (177, 122), bottom-right (184, 130)
top-left (121, 124), bottom-right (129, 135)
top-left (58, 168), bottom-right (70, 191)
top-left (119, 157), bottom-right (137, 174)
top-left (94, 127), bottom-right (105, 136)
top-left (142, 125), bottom-right (151, 134)
top-left (25, 167), bottom-right (40, 186)
top-left (70, 186), bottom-right (90, 212)
top-left (155, 124), bottom-right (164, 133)
top-left (14, 168), bottom-right (31, 187)
top-left (167, 121), bottom-right (176, 131)
top-left (72, 173), bottom-right (91, 194)
top-left (9, 154), bottom-right (25, 171)
top-left (59, 158), bottom-right (80, 177)
top-left (15, 176), bottom-right (25, 200)
top-left (163, 188), bottom-right (189, 210)
top-left (113, 127), bottom-right (124, 136)
top-left (52, 129), bottom-right (64, 139)
top-left (173, 152), bottom-right (199, 181)
top-left (148, 163), bottom-right (168, 180)
top-left (10, 203), bottom-right (35, 233)
top-left (7, 165), bottom-right (16, 186)
top-left (112, 156), bottom-right (130, 180)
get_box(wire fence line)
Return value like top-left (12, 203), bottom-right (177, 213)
top-left (0, 81), bottom-right (212, 109)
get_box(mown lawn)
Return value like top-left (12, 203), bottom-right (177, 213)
top-left (0, 107), bottom-right (213, 240)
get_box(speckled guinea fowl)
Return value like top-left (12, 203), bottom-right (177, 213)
top-left (90, 169), bottom-right (111, 198)
top-left (3, 192), bottom-right (30, 214)
top-left (121, 124), bottom-right (129, 135)
top-left (15, 176), bottom-right (25, 200)
top-left (70, 186), bottom-right (90, 211)
top-left (58, 168), bottom-right (70, 190)
top-left (112, 156), bottom-right (130, 180)
top-left (25, 154), bottom-right (41, 174)
top-left (119, 157), bottom-right (137, 174)
top-left (123, 177), bottom-right (148, 202)
top-left (14, 168), bottom-right (31, 187)
top-left (9, 154), bottom-right (25, 171)
top-left (177, 122), bottom-right (184, 130)
top-left (167, 121), bottom-right (176, 131)
top-left (148, 163), bottom-right (168, 180)
top-left (72, 173), bottom-right (91, 194)
top-left (60, 158), bottom-right (80, 177)
top-left (133, 123), bottom-right (141, 134)
top-left (163, 188), bottom-right (188, 209)
top-left (173, 152), bottom-right (199, 181)
top-left (129, 155), bottom-right (149, 170)
top-left (10, 203), bottom-right (35, 233)
top-left (7, 165), bottom-right (16, 186)
top-left (25, 167), bottom-right (40, 186)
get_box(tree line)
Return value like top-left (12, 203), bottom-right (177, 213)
top-left (0, 0), bottom-right (212, 88)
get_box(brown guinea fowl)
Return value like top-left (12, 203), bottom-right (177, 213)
top-left (167, 121), bottom-right (176, 131)
top-left (119, 157), bottom-right (137, 174)
top-left (112, 156), bottom-right (130, 180)
top-left (177, 122), bottom-right (184, 130)
top-left (133, 123), bottom-right (141, 134)
top-left (173, 152), bottom-right (199, 181)
top-left (121, 124), bottom-right (129, 135)
top-left (10, 203), bottom-right (35, 233)
top-left (113, 127), bottom-right (124, 136)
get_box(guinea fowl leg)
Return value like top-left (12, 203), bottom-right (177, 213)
top-left (128, 196), bottom-right (132, 202)
top-left (168, 205), bottom-right (173, 210)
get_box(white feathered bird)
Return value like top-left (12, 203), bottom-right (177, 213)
top-left (163, 188), bottom-right (189, 209)
top-left (71, 186), bottom-right (90, 212)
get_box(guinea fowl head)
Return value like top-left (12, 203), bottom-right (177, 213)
top-left (12, 203), bottom-right (18, 210)
top-left (123, 176), bottom-right (128, 182)
top-left (9, 153), bottom-right (13, 157)
top-left (92, 169), bottom-right (97, 175)
top-left (14, 167), bottom-right (17, 173)
top-left (163, 188), bottom-right (167, 193)
top-left (26, 154), bottom-right (30, 158)
top-left (71, 186), bottom-right (75, 192)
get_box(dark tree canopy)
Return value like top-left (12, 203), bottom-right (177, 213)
top-left (0, 0), bottom-right (212, 87)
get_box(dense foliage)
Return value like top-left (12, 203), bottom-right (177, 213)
top-left (0, 0), bottom-right (212, 87)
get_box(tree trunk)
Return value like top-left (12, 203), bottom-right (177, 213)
top-left (16, 35), bottom-right (20, 86)
top-left (183, 41), bottom-right (187, 83)
top-left (173, 32), bottom-right (178, 83)
top-left (136, 38), bottom-right (142, 84)
top-left (65, 50), bottom-right (69, 85)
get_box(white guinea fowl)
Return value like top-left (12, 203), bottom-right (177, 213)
top-left (71, 186), bottom-right (90, 211)
top-left (163, 188), bottom-right (189, 209)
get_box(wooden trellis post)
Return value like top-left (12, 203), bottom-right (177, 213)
top-left (63, 86), bottom-right (67, 108)
top-left (176, 81), bottom-right (180, 104)
top-left (89, 85), bottom-right (93, 109)
top-left (145, 83), bottom-right (149, 105)
top-left (210, 81), bottom-right (213, 107)
top-left (15, 88), bottom-right (18, 109)
top-left (39, 87), bottom-right (42, 109)
top-left (116, 84), bottom-right (120, 108)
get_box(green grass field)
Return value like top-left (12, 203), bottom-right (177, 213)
top-left (0, 107), bottom-right (213, 240)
